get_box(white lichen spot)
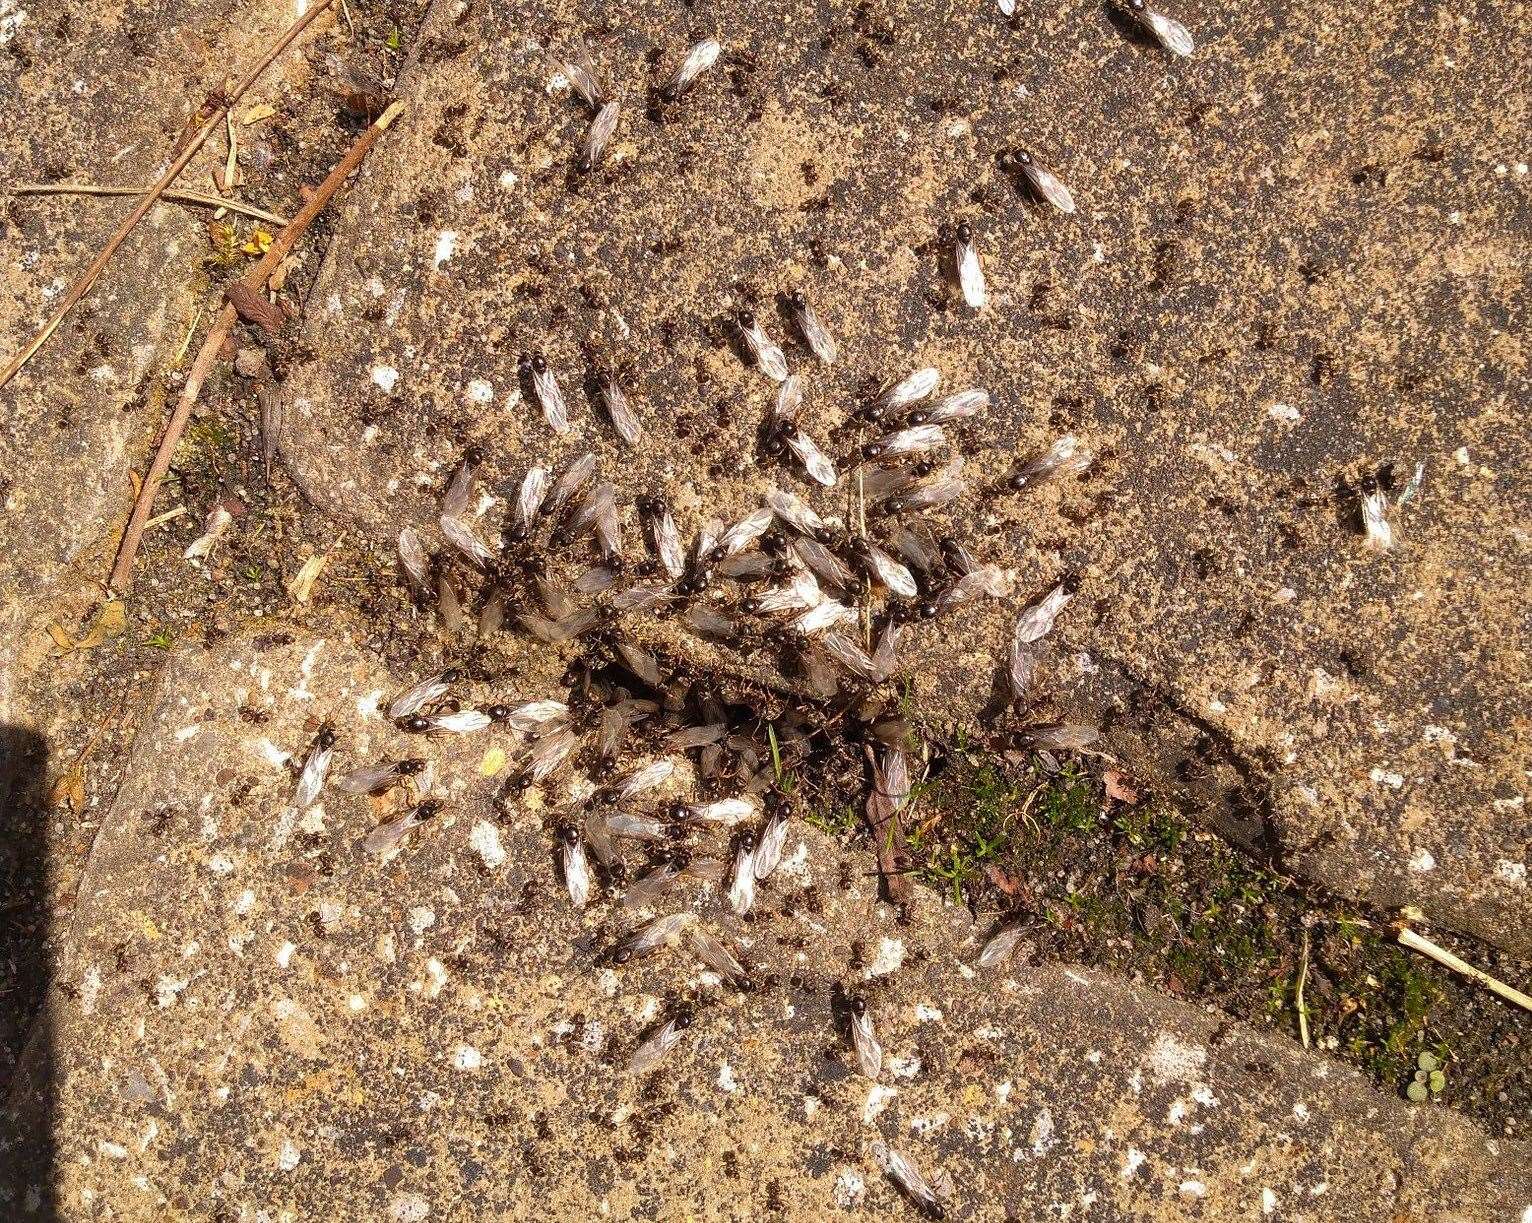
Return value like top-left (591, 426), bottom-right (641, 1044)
top-left (275, 941), bottom-right (296, 968)
top-left (914, 1003), bottom-right (943, 1021)
top-left (1179, 1180), bottom-right (1207, 1198)
top-left (408, 906), bottom-right (436, 935)
top-left (1122, 1148), bottom-right (1146, 1179)
top-left (371, 365), bottom-right (400, 393)
top-left (424, 958), bottom-right (448, 999)
top-left (469, 821), bottom-right (506, 869)
top-left (1267, 402), bottom-right (1301, 425)
top-left (776, 839), bottom-right (811, 883)
top-left (277, 1139), bottom-right (301, 1171)
top-left (1029, 1107), bottom-right (1056, 1157)
top-left (887, 1054), bottom-right (922, 1080)
top-left (1369, 767), bottom-right (1405, 789)
top-left (466, 378), bottom-right (494, 404)
top-left (1495, 860), bottom-right (1527, 887)
top-left (910, 1112), bottom-right (949, 1135)
top-left (0, 1), bottom-right (30, 47)
top-left (865, 937), bottom-right (905, 977)
top-left (389, 1193), bottom-right (431, 1222)
top-left (98, 1140), bottom-right (129, 1160)
top-left (1145, 1033), bottom-right (1206, 1085)
top-left (80, 966), bottom-right (102, 1015)
top-left (433, 230), bottom-right (458, 269)
top-left (452, 1045), bottom-right (482, 1072)
top-left (995, 1079), bottom-right (1012, 1104)
top-left (833, 1169), bottom-right (866, 1208)
top-left (1293, 1101), bottom-right (1310, 1122)
top-left (862, 1084), bottom-right (897, 1124)
top-left (716, 1062), bottom-right (738, 1093)
top-left (1263, 1188), bottom-right (1278, 1214)
top-left (155, 976), bottom-right (188, 1008)
top-left (1408, 848), bottom-right (1436, 872)
top-left (498, 168), bottom-right (519, 188)
top-left (174, 724), bottom-right (201, 743)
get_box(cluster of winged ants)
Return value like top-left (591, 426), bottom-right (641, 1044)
top-left (275, 373), bottom-right (1092, 1209)
top-left (276, 4), bottom-right (1214, 1213)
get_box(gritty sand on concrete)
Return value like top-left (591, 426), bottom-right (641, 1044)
top-left (1, 0), bottom-right (1530, 1217)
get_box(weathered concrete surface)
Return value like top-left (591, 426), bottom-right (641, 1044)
top-left (2, 628), bottom-right (1527, 1219)
top-left (274, 3), bottom-right (1530, 950)
top-left (0, 0), bottom-right (344, 751)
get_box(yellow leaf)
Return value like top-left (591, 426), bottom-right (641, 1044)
top-left (242, 103), bottom-right (277, 125)
top-left (241, 227), bottom-right (273, 256)
top-left (49, 765), bottom-right (86, 813)
top-left (479, 747), bottom-right (507, 777)
top-left (46, 600), bottom-right (126, 655)
top-left (76, 600), bottom-right (128, 650)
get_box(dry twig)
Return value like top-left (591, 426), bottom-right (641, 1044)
top-left (108, 101), bottom-right (406, 592)
top-left (0, 0), bottom-right (335, 390)
top-left (11, 183), bottom-right (290, 226)
top-left (1296, 927), bottom-right (1311, 1049)
top-left (1397, 925), bottom-right (1532, 1014)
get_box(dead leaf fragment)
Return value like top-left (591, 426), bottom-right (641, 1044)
top-left (1103, 768), bottom-right (1140, 805)
top-left (226, 281), bottom-right (284, 333)
top-left (985, 863), bottom-right (1022, 896)
top-left (47, 599), bottom-right (128, 655)
top-left (242, 103), bottom-right (278, 125)
top-left (286, 554), bottom-right (328, 603)
top-left (50, 764), bottom-right (86, 813)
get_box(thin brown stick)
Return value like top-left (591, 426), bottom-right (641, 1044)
top-left (108, 101), bottom-right (406, 592)
top-left (11, 183), bottom-right (290, 226)
top-left (0, 0), bottom-right (335, 391)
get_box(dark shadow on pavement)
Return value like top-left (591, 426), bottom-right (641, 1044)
top-left (0, 726), bottom-right (55, 1219)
